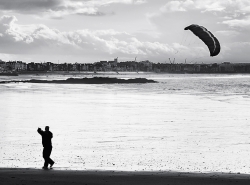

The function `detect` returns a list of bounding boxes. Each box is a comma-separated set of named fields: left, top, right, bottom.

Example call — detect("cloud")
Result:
left=160, top=0, right=194, bottom=12
left=0, top=0, right=146, bottom=18
left=189, top=0, right=250, bottom=13
left=0, top=0, right=62, bottom=12
left=216, top=30, right=240, bottom=36
left=0, top=15, right=33, bottom=43
left=0, top=15, right=174, bottom=59
left=157, top=0, right=250, bottom=14
left=196, top=1, right=226, bottom=12
left=149, top=1, right=250, bottom=40
left=157, top=0, right=225, bottom=13
left=222, top=41, right=250, bottom=62
left=222, top=16, right=250, bottom=28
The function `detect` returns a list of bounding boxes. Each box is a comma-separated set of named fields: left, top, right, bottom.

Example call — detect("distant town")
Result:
left=1, top=58, right=250, bottom=74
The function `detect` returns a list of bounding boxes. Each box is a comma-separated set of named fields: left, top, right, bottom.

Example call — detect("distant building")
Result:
left=106, top=57, right=118, bottom=65
left=5, top=61, right=27, bottom=71
left=140, top=60, right=152, bottom=71
left=233, top=63, right=250, bottom=73
left=219, top=62, right=234, bottom=72
left=72, top=63, right=80, bottom=71
left=0, top=60, right=6, bottom=71
left=27, top=62, right=35, bottom=71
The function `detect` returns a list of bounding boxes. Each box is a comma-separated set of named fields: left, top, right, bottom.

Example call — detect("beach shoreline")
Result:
left=1, top=168, right=250, bottom=185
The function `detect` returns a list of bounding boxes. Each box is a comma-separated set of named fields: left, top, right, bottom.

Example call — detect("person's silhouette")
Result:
left=37, top=126, right=55, bottom=169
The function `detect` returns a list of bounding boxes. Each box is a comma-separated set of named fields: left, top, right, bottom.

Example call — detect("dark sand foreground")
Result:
left=1, top=168, right=250, bottom=185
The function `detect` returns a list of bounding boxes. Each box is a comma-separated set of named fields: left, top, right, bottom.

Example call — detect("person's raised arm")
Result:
left=37, top=127, right=43, bottom=135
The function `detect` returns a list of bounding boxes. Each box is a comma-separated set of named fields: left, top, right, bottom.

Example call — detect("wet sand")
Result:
left=1, top=168, right=250, bottom=185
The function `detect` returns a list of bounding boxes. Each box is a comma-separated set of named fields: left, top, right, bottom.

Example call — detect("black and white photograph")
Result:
left=1, top=0, right=250, bottom=184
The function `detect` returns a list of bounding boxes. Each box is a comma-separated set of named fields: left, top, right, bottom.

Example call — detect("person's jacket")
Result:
left=37, top=128, right=53, bottom=147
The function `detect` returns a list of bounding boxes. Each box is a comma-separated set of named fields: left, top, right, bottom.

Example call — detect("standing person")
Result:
left=37, top=126, right=55, bottom=169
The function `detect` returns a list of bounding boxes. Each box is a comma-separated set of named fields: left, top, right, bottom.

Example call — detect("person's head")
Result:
left=45, top=126, right=49, bottom=131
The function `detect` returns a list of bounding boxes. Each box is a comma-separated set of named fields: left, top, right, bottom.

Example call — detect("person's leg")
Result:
left=43, top=147, right=49, bottom=168
left=47, top=147, right=55, bottom=167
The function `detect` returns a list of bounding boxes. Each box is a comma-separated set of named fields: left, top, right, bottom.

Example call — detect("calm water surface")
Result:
left=1, top=73, right=250, bottom=173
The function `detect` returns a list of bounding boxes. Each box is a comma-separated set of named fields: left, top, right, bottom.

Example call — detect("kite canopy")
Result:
left=184, top=24, right=220, bottom=57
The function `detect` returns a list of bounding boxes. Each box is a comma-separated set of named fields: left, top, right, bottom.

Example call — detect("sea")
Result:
left=1, top=72, right=250, bottom=173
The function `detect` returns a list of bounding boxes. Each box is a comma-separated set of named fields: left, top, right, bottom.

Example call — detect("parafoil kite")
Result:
left=184, top=24, right=220, bottom=57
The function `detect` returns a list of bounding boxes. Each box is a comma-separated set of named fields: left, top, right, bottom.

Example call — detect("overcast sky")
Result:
left=0, top=0, right=249, bottom=63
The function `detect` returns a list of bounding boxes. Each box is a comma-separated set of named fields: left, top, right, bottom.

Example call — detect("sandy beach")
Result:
left=2, top=74, right=250, bottom=177
left=1, top=168, right=250, bottom=185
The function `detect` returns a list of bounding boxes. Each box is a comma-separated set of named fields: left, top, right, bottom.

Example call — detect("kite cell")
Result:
left=184, top=24, right=220, bottom=57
